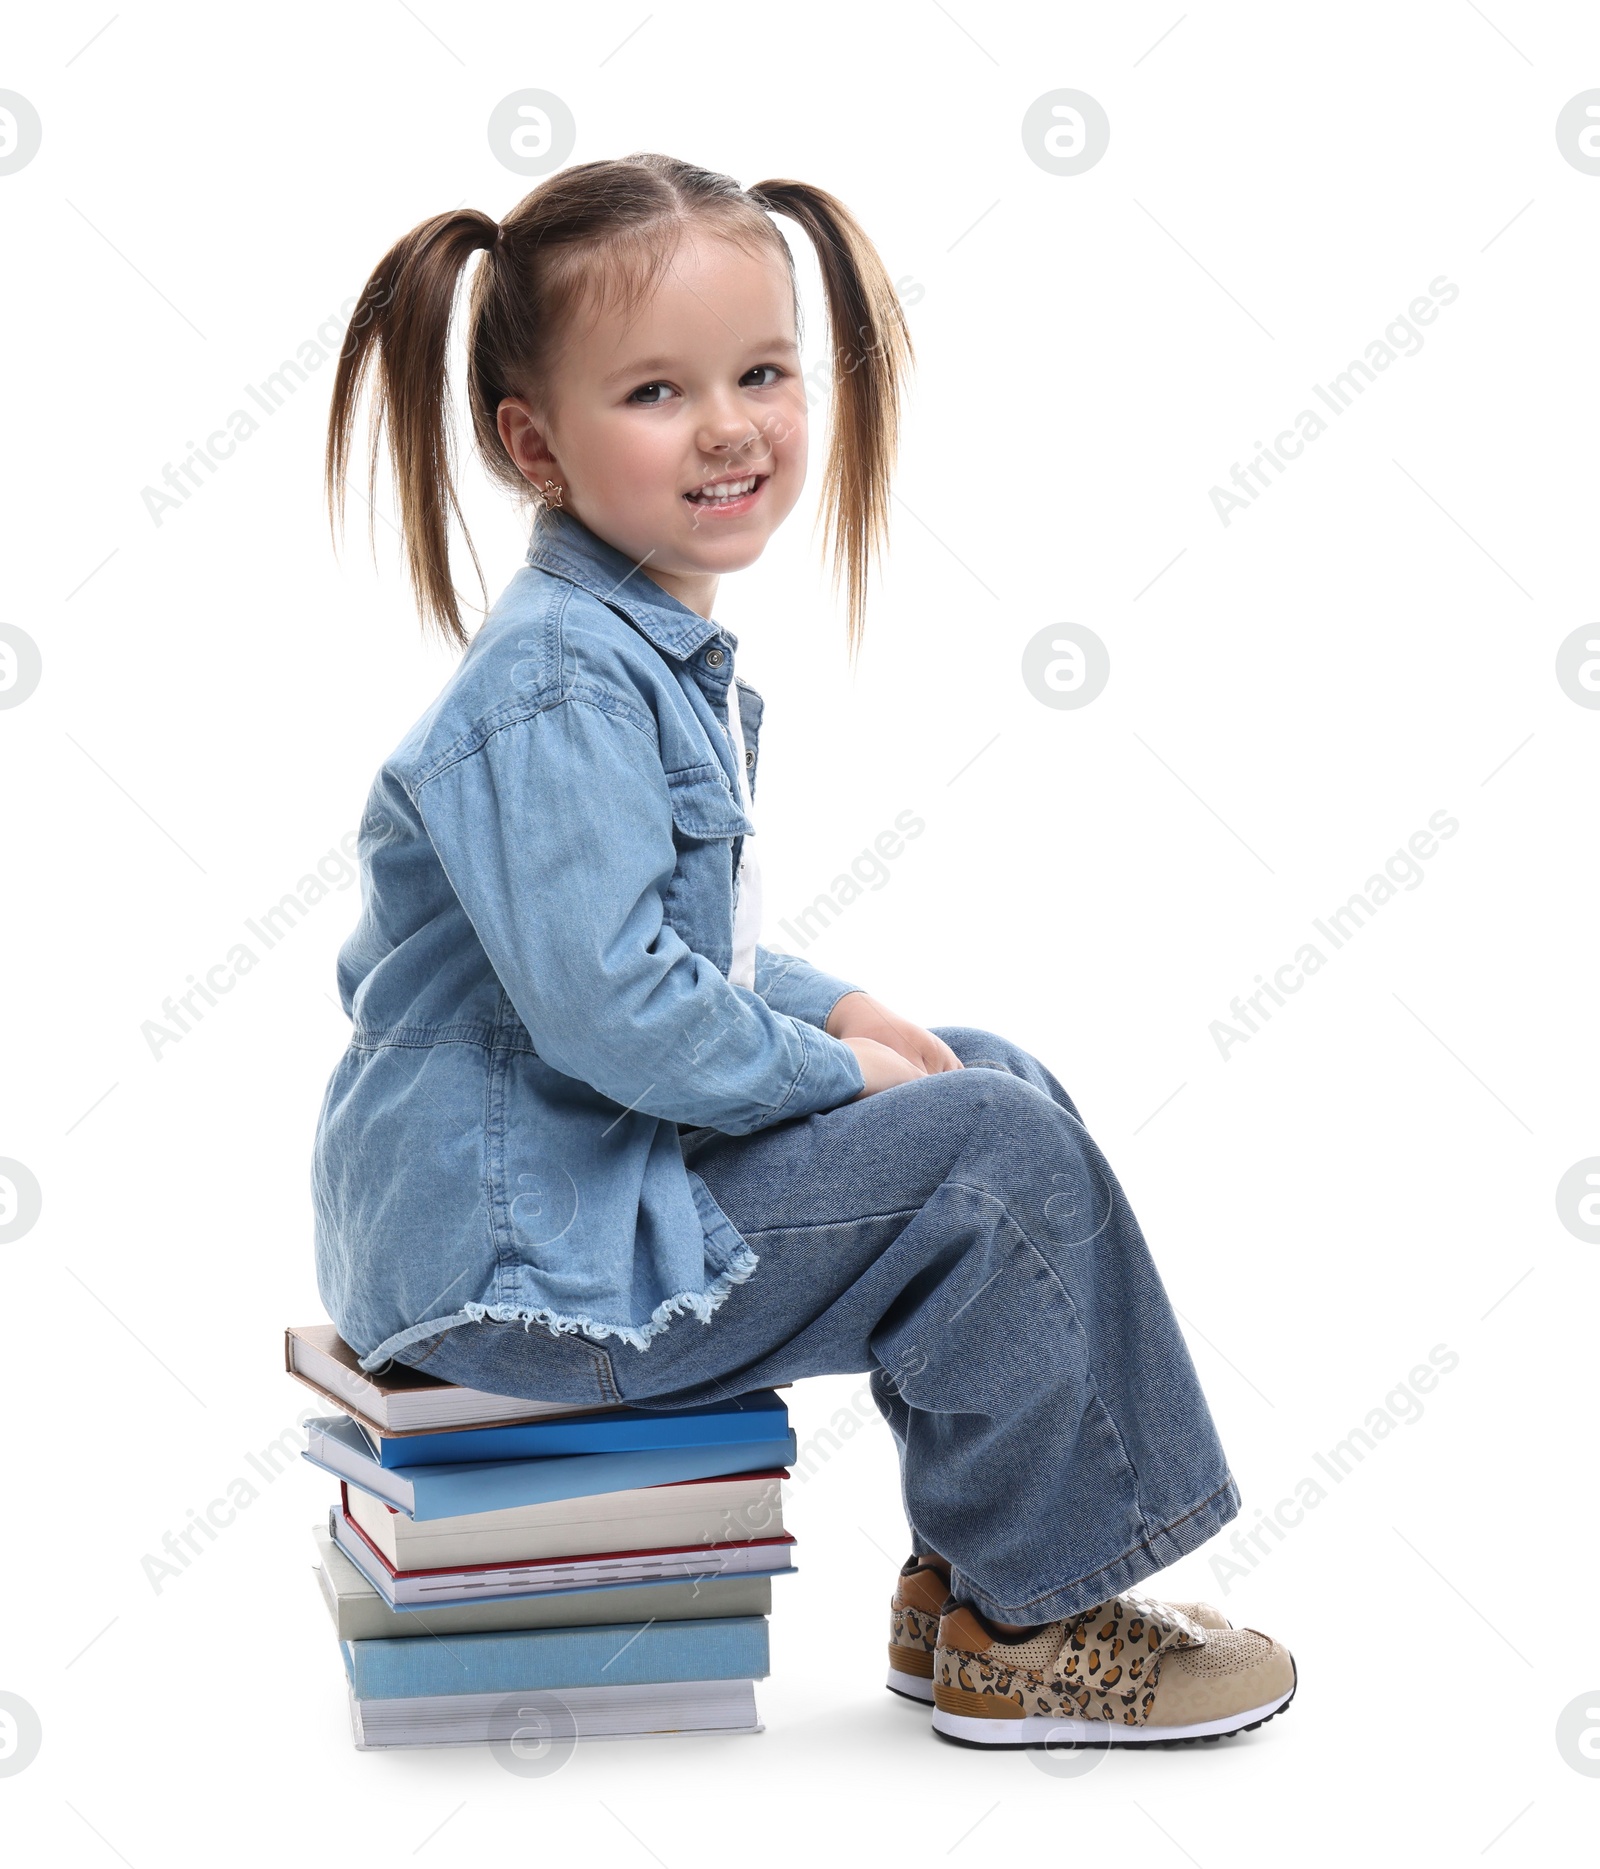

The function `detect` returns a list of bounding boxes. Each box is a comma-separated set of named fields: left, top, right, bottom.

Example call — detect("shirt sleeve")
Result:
left=413, top=697, right=866, bottom=1133
left=754, top=946, right=863, bottom=1031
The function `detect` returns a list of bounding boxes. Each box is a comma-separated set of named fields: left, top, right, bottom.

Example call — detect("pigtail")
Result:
left=325, top=209, right=501, bottom=651
left=748, top=179, right=914, bottom=659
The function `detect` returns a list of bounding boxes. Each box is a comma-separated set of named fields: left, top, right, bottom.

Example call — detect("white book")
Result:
left=331, top=1503, right=795, bottom=1608
left=346, top=1467, right=788, bottom=1572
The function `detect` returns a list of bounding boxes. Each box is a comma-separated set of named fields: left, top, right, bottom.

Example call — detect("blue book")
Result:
left=303, top=1414, right=797, bottom=1520
left=339, top=1613, right=770, bottom=1702
left=356, top=1389, right=788, bottom=1468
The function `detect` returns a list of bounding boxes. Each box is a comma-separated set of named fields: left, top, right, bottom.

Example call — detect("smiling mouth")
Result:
left=684, top=473, right=767, bottom=507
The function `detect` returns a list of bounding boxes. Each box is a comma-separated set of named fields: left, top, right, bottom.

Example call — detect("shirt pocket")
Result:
left=664, top=762, right=754, bottom=840
left=662, top=763, right=752, bottom=964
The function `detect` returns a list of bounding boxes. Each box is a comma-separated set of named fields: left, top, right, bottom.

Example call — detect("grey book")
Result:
left=349, top=1677, right=761, bottom=1749
left=311, top=1524, right=774, bottom=1644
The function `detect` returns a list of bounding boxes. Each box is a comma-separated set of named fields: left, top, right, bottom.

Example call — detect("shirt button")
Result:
left=744, top=747, right=755, bottom=768
left=704, top=646, right=726, bottom=668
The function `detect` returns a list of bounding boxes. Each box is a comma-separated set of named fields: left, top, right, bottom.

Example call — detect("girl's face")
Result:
left=498, top=230, right=808, bottom=618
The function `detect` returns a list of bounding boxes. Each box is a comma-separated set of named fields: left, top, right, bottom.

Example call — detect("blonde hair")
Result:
left=324, top=152, right=913, bottom=657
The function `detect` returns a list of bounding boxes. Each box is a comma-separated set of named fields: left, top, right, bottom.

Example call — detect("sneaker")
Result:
left=930, top=1590, right=1295, bottom=1746
left=887, top=1555, right=1233, bottom=1706
left=887, top=1557, right=955, bottom=1701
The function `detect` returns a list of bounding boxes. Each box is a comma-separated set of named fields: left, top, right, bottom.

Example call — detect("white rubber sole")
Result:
left=931, top=1682, right=1295, bottom=1748
left=886, top=1667, right=935, bottom=1703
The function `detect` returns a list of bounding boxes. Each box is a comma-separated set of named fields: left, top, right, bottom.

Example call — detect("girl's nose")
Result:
left=695, top=395, right=759, bottom=456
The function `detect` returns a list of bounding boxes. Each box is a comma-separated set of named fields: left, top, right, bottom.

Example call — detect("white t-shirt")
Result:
left=722, top=665, right=763, bottom=990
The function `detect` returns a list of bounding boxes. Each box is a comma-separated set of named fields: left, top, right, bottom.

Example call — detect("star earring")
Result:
left=533, top=479, right=565, bottom=512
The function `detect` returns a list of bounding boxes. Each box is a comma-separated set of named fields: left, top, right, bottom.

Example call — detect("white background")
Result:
left=3, top=2, right=1596, bottom=1860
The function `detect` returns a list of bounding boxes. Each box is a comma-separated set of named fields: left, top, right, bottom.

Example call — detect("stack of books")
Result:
left=285, top=1324, right=798, bottom=1749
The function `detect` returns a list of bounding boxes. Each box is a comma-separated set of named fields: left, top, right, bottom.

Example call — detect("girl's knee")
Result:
left=928, top=1068, right=1111, bottom=1249
left=934, top=1026, right=1080, bottom=1125
left=939, top=1057, right=1062, bottom=1135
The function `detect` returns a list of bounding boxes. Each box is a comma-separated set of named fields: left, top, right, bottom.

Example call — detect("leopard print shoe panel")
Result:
left=934, top=1591, right=1209, bottom=1727
left=889, top=1556, right=953, bottom=1695
left=890, top=1601, right=941, bottom=1665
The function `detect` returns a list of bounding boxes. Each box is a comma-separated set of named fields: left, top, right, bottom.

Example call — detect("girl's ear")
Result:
left=497, top=397, right=560, bottom=487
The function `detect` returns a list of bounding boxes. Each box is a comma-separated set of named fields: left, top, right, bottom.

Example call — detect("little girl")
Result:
left=314, top=152, right=1295, bottom=1749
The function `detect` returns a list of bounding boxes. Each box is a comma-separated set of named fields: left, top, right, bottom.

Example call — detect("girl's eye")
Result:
left=627, top=366, right=785, bottom=404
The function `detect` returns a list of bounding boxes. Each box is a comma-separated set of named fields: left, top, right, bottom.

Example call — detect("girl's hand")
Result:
left=840, top=1036, right=928, bottom=1099
left=827, top=992, right=964, bottom=1076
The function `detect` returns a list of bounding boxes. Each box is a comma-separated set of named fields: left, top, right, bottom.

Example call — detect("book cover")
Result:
left=313, top=1523, right=777, bottom=1642
left=354, top=1388, right=788, bottom=1469
left=304, top=1415, right=798, bottom=1520
left=331, top=1496, right=796, bottom=1607
left=286, top=1324, right=790, bottom=1437
left=341, top=1613, right=771, bottom=1702
left=342, top=1469, right=789, bottom=1572
left=285, top=1324, right=601, bottom=1433
left=349, top=1678, right=761, bottom=1748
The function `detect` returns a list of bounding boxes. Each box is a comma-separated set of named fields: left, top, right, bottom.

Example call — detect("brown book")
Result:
left=284, top=1323, right=623, bottom=1437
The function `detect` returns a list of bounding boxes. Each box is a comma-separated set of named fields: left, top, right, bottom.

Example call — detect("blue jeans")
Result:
left=392, top=1027, right=1240, bottom=1624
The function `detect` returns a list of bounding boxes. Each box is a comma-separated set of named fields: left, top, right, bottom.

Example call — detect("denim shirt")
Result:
left=311, top=507, right=867, bottom=1369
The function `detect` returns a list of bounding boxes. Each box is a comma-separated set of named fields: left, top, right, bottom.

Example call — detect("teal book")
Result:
left=339, top=1613, right=770, bottom=1702
left=303, top=1413, right=797, bottom=1519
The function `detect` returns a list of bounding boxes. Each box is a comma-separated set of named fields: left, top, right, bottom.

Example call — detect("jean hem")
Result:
left=947, top=1471, right=1243, bottom=1624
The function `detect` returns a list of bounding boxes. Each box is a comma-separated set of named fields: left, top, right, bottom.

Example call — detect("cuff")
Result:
left=756, top=946, right=865, bottom=1031
left=767, top=1017, right=866, bottom=1125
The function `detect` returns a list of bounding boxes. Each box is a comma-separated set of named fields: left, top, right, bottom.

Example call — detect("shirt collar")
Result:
left=525, top=507, right=734, bottom=663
